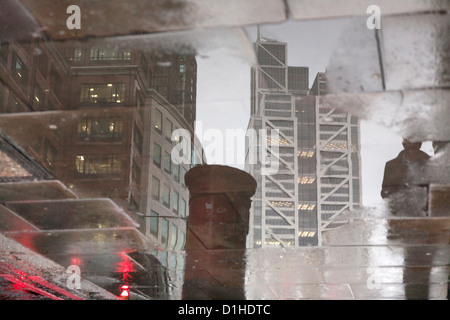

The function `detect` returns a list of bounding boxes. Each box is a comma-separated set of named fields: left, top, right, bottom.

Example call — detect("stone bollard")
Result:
left=182, top=165, right=257, bottom=300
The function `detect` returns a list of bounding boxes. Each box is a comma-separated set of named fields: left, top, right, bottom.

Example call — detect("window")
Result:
left=67, top=48, right=82, bottom=62
left=74, top=48, right=82, bottom=61
left=80, top=83, right=125, bottom=104
left=172, top=191, right=179, bottom=214
left=90, top=47, right=131, bottom=61
left=181, top=166, right=187, bottom=187
left=172, top=127, right=180, bottom=144
left=176, top=232, right=186, bottom=250
left=44, top=139, right=56, bottom=168
left=77, top=118, right=123, bottom=139
left=164, top=151, right=171, bottom=173
left=153, top=143, right=162, bottom=167
left=12, top=54, right=28, bottom=85
left=169, top=224, right=178, bottom=250
left=161, top=218, right=169, bottom=246
left=154, top=109, right=162, bottom=133
left=149, top=210, right=159, bottom=237
left=162, top=184, right=170, bottom=208
left=173, top=163, right=180, bottom=182
left=151, top=176, right=160, bottom=201
left=75, top=155, right=121, bottom=176
left=180, top=198, right=187, bottom=218
left=165, top=118, right=173, bottom=141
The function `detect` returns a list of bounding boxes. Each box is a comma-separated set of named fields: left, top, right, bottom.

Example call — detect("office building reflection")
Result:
left=0, top=30, right=205, bottom=298
left=246, top=36, right=362, bottom=248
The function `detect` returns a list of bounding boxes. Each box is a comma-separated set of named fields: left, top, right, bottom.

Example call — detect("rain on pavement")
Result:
left=0, top=0, right=449, bottom=300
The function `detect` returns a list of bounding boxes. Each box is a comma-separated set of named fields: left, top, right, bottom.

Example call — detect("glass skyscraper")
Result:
left=246, top=36, right=361, bottom=248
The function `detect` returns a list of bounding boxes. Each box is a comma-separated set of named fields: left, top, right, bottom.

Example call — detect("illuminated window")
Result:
left=154, top=109, right=162, bottom=133
left=80, top=83, right=125, bottom=103
left=298, top=203, right=316, bottom=211
left=165, top=118, right=173, bottom=141
left=90, top=47, right=131, bottom=61
left=75, top=155, right=121, bottom=176
left=298, top=176, right=316, bottom=184
left=78, top=118, right=123, bottom=139
left=74, top=48, right=82, bottom=61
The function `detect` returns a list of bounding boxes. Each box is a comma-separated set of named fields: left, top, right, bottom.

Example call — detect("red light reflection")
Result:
left=116, top=253, right=135, bottom=300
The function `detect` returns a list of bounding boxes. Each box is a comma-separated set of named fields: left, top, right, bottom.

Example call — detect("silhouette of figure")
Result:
left=381, top=140, right=431, bottom=216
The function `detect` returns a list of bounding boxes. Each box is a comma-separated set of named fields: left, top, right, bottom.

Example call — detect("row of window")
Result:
left=153, top=108, right=180, bottom=144
left=71, top=48, right=132, bottom=62
left=152, top=142, right=187, bottom=183
left=149, top=211, right=185, bottom=250
left=0, top=84, right=32, bottom=113
left=150, top=105, right=190, bottom=250
left=74, top=152, right=188, bottom=180
left=77, top=118, right=123, bottom=140
left=151, top=176, right=187, bottom=218
left=80, top=83, right=125, bottom=104
left=75, top=154, right=121, bottom=176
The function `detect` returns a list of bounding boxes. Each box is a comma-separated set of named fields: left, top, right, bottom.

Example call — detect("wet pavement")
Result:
left=0, top=232, right=117, bottom=300
left=0, top=180, right=171, bottom=300
left=0, top=0, right=449, bottom=300
left=0, top=177, right=448, bottom=300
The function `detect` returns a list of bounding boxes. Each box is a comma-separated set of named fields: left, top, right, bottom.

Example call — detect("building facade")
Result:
left=246, top=37, right=361, bottom=248
left=0, top=33, right=205, bottom=290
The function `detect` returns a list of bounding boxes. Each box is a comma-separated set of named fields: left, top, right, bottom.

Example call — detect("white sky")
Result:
left=196, top=20, right=434, bottom=208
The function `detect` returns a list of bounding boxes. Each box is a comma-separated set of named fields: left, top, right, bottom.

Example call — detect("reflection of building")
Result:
left=0, top=33, right=204, bottom=298
left=311, top=73, right=362, bottom=241
left=246, top=37, right=361, bottom=248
